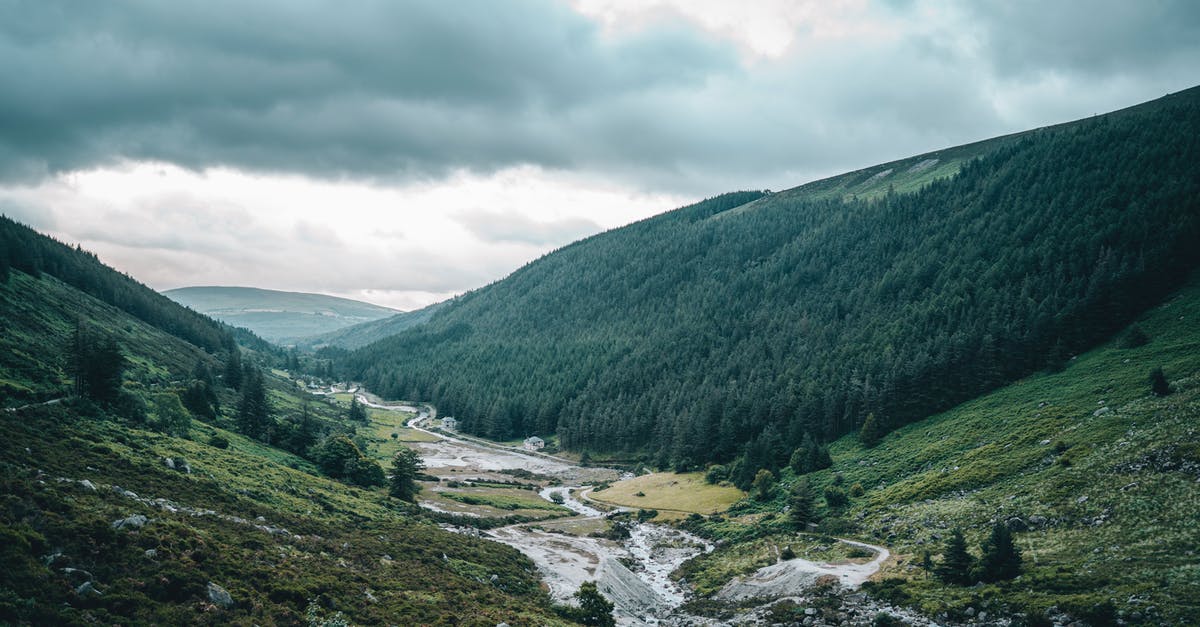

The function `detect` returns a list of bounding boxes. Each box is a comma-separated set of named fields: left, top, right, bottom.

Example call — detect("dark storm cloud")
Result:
left=1, top=0, right=1198, bottom=193
left=0, top=0, right=735, bottom=185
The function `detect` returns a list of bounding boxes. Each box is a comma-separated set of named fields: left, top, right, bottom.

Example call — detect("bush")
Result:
left=824, top=486, right=849, bottom=508
left=208, top=434, right=230, bottom=449
left=780, top=546, right=796, bottom=560
left=849, top=482, right=865, bottom=497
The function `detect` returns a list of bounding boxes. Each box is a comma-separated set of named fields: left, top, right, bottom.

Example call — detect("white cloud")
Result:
left=1, top=161, right=686, bottom=309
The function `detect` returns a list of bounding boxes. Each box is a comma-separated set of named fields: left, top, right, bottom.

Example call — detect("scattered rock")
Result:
left=144, top=549, right=157, bottom=559
left=1006, top=517, right=1028, bottom=531
left=111, top=514, right=148, bottom=530
left=79, top=479, right=97, bottom=491
left=965, top=606, right=976, bottom=617
left=75, top=581, right=101, bottom=597
left=1093, top=407, right=1111, bottom=417
left=1076, top=496, right=1088, bottom=504
left=207, top=582, right=234, bottom=609
left=1029, top=515, right=1048, bottom=526
left=162, top=457, right=175, bottom=471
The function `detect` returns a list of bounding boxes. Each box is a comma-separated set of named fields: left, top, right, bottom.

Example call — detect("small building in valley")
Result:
left=441, top=416, right=457, bottom=431
left=523, top=436, right=545, bottom=451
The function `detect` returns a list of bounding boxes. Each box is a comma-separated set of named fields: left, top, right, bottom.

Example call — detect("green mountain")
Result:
left=679, top=270, right=1200, bottom=624
left=163, top=286, right=398, bottom=345
left=344, top=87, right=1200, bottom=487
left=0, top=219, right=569, bottom=625
left=297, top=301, right=445, bottom=351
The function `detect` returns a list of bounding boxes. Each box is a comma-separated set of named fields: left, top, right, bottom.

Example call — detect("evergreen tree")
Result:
left=859, top=412, right=882, bottom=448
left=70, top=324, right=126, bottom=406
left=1150, top=367, right=1171, bottom=396
left=389, top=447, right=425, bottom=502
left=976, top=523, right=1022, bottom=582
left=788, top=478, right=817, bottom=529
left=824, top=485, right=849, bottom=509
left=348, top=396, right=369, bottom=423
left=935, top=528, right=975, bottom=585
left=224, top=350, right=243, bottom=390
left=236, top=367, right=272, bottom=441
left=572, top=581, right=615, bottom=627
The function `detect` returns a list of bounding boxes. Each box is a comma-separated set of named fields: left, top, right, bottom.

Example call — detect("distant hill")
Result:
left=164, top=286, right=398, bottom=345
left=296, top=301, right=445, bottom=350
left=344, top=86, right=1200, bottom=485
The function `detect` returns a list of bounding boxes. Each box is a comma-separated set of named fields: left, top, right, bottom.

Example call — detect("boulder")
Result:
left=111, top=514, right=149, bottom=530
left=75, top=581, right=101, bottom=597
left=1006, top=516, right=1029, bottom=531
left=207, top=582, right=234, bottom=609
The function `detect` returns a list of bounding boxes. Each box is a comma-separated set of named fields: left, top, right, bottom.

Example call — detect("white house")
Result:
left=523, top=436, right=545, bottom=451
left=441, top=416, right=457, bottom=431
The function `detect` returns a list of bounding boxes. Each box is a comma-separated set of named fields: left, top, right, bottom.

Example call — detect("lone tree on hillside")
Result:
left=348, top=396, right=369, bottom=423
left=1150, top=367, right=1171, bottom=397
left=572, top=581, right=615, bottom=627
left=859, top=412, right=882, bottom=448
left=389, top=447, right=425, bottom=502
left=236, top=367, right=273, bottom=442
left=751, top=469, right=776, bottom=501
left=935, top=528, right=975, bottom=585
left=788, top=478, right=817, bottom=529
left=976, top=523, right=1022, bottom=582
left=70, top=323, right=126, bottom=406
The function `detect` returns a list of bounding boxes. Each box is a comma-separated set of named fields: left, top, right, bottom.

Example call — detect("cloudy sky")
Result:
left=2, top=1, right=1198, bottom=310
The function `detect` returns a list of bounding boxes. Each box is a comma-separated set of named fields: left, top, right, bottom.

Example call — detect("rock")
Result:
left=79, top=479, right=97, bottom=491
left=1076, top=496, right=1088, bottom=504
left=497, top=623, right=510, bottom=627
left=1006, top=516, right=1028, bottom=531
left=75, top=581, right=101, bottom=597
left=177, top=459, right=192, bottom=474
left=207, top=582, right=234, bottom=608
left=805, top=607, right=817, bottom=616
left=144, top=549, right=157, bottom=559
left=1029, top=515, right=1048, bottom=526
left=1093, top=407, right=1111, bottom=417
left=111, top=514, right=149, bottom=530
left=965, top=606, right=976, bottom=617
left=163, top=457, right=175, bottom=470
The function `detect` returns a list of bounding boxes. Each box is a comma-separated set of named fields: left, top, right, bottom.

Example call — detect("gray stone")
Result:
left=75, top=581, right=101, bottom=597
left=79, top=479, right=97, bottom=491
left=1076, top=496, right=1088, bottom=504
left=965, top=606, right=976, bottom=617
left=144, top=549, right=157, bottom=559
left=1093, top=407, right=1111, bottom=417
left=163, top=457, right=176, bottom=470
left=111, top=514, right=149, bottom=530
left=1029, top=514, right=1048, bottom=526
left=1006, top=516, right=1028, bottom=531
left=805, top=607, right=817, bottom=616
left=207, top=582, right=234, bottom=608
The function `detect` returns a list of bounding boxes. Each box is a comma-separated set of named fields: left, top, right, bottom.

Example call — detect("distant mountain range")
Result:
left=296, top=301, right=446, bottom=351
left=163, top=286, right=398, bottom=345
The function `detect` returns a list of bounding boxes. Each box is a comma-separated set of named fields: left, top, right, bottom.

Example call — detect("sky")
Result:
left=2, top=1, right=1198, bottom=310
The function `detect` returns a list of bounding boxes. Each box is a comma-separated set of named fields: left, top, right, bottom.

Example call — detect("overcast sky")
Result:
left=2, top=1, right=1198, bottom=310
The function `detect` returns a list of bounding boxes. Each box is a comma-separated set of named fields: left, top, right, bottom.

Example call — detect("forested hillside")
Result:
left=297, top=301, right=445, bottom=350
left=344, top=87, right=1200, bottom=486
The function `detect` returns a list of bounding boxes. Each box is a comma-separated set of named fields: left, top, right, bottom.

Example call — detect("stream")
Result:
left=357, top=393, right=905, bottom=625
left=357, top=394, right=712, bottom=625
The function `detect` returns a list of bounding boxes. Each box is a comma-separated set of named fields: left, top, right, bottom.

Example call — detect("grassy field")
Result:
left=677, top=533, right=876, bottom=597
left=589, top=472, right=744, bottom=515
left=678, top=272, right=1200, bottom=624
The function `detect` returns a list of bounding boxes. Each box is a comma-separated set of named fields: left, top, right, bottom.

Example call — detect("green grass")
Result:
left=679, top=272, right=1200, bottom=623
left=677, top=533, right=874, bottom=597
left=589, top=472, right=744, bottom=515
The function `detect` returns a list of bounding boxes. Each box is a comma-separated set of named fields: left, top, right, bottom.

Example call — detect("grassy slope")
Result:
left=1, top=272, right=220, bottom=405
left=590, top=472, right=744, bottom=516
left=682, top=272, right=1200, bottom=623
left=0, top=270, right=571, bottom=625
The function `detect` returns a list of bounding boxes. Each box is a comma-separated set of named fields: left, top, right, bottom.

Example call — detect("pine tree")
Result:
left=389, top=448, right=425, bottom=502
left=788, top=478, right=817, bottom=529
left=236, top=367, right=272, bottom=441
left=224, top=350, right=243, bottom=390
left=935, top=528, right=975, bottom=585
left=1150, top=367, right=1171, bottom=396
left=348, top=396, right=369, bottom=423
left=859, top=412, right=882, bottom=448
left=976, top=523, right=1022, bottom=582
